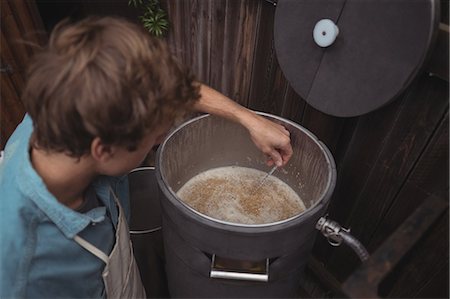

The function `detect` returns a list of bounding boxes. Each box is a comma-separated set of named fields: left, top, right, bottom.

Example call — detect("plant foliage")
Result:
left=128, top=0, right=169, bottom=37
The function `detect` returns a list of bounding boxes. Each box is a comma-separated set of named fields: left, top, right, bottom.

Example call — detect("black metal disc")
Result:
left=274, top=0, right=438, bottom=117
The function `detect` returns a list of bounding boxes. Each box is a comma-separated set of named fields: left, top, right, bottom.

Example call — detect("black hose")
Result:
left=339, top=231, right=370, bottom=262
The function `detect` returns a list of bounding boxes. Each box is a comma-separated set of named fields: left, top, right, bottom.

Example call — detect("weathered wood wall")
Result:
left=3, top=0, right=448, bottom=297
left=163, top=0, right=449, bottom=297
left=0, top=0, right=46, bottom=148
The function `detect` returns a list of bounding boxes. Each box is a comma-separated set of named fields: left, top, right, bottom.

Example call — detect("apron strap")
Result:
left=73, top=187, right=121, bottom=264
left=73, top=235, right=109, bottom=264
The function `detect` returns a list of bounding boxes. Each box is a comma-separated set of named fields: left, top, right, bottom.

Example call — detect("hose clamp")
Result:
left=316, top=216, right=350, bottom=246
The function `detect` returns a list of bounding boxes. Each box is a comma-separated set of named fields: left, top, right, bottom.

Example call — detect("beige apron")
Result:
left=74, top=188, right=146, bottom=298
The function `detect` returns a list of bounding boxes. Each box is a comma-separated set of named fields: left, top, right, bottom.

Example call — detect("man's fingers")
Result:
left=281, top=144, right=293, bottom=163
left=268, top=150, right=283, bottom=167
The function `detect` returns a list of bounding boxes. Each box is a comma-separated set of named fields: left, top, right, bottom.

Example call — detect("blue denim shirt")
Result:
left=0, top=115, right=130, bottom=298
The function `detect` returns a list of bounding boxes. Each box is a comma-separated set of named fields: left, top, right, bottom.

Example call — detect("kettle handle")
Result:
left=209, top=254, right=269, bottom=282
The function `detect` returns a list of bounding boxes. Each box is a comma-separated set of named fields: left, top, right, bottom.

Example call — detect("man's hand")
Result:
left=244, top=113, right=293, bottom=167
left=194, top=84, right=293, bottom=167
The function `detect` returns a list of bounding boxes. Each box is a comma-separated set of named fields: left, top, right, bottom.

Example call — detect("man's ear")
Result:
left=91, top=137, right=115, bottom=162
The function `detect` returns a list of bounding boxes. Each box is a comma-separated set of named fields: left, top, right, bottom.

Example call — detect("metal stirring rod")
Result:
left=251, top=166, right=278, bottom=195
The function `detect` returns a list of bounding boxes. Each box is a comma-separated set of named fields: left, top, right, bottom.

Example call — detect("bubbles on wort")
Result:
left=177, top=166, right=306, bottom=224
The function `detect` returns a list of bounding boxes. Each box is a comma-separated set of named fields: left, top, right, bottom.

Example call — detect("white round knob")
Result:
left=313, top=19, right=339, bottom=48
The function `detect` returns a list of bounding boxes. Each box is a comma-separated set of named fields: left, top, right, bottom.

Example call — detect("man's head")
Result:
left=23, top=16, right=199, bottom=164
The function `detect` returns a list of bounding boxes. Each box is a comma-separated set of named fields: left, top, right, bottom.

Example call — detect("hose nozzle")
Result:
left=316, top=216, right=370, bottom=262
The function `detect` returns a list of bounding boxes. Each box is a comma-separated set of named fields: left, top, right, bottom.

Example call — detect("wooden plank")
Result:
left=188, top=0, right=211, bottom=83
left=385, top=211, right=449, bottom=298
left=300, top=105, right=347, bottom=156
left=229, top=0, right=259, bottom=106
left=209, top=0, right=227, bottom=93
left=415, top=260, right=449, bottom=298
left=331, top=117, right=359, bottom=169
left=164, top=0, right=180, bottom=56
left=1, top=74, right=26, bottom=149
left=179, top=0, right=192, bottom=69
left=165, top=0, right=211, bottom=83
left=202, top=0, right=260, bottom=105
left=219, top=0, right=237, bottom=98
left=8, top=0, right=46, bottom=50
left=1, top=29, right=25, bottom=92
left=80, top=0, right=137, bottom=20
left=0, top=0, right=45, bottom=149
left=440, top=0, right=449, bottom=25
left=0, top=1, right=9, bottom=25
left=246, top=2, right=296, bottom=115
left=165, top=0, right=189, bottom=66
left=325, top=73, right=449, bottom=280
left=24, top=0, right=47, bottom=42
left=33, top=0, right=85, bottom=32
left=1, top=1, right=31, bottom=78
left=264, top=62, right=289, bottom=115
left=343, top=196, right=447, bottom=298
left=303, top=257, right=346, bottom=298
left=280, top=84, right=306, bottom=124
left=247, top=0, right=277, bottom=112
left=368, top=111, right=449, bottom=251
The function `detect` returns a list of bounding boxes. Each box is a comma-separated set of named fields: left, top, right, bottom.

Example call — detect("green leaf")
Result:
left=128, top=0, right=143, bottom=8
left=134, top=0, right=169, bottom=37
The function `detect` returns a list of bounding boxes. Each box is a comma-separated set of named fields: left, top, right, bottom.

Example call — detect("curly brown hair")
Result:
left=22, top=16, right=200, bottom=157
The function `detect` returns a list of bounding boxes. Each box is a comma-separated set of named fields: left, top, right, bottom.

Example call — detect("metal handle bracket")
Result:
left=210, top=254, right=269, bottom=282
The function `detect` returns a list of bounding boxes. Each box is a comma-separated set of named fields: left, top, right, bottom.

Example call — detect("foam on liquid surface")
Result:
left=176, top=166, right=306, bottom=224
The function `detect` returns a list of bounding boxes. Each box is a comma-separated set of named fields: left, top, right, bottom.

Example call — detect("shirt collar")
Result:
left=17, top=126, right=107, bottom=239
left=20, top=164, right=107, bottom=238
